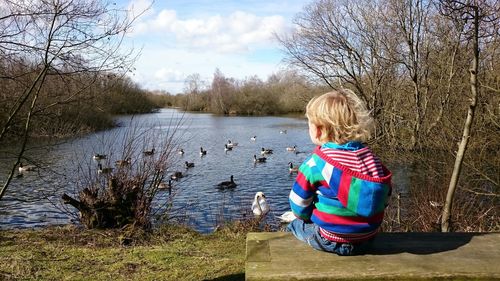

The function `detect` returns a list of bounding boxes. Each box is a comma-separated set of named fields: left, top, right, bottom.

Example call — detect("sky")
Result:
left=120, top=0, right=306, bottom=94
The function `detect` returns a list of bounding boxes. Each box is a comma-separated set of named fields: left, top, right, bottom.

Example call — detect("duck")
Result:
left=288, top=162, right=299, bottom=174
left=250, top=136, right=257, bottom=141
left=280, top=130, right=287, bottom=134
left=217, top=175, right=237, bottom=189
left=200, top=147, right=207, bottom=156
left=286, top=145, right=297, bottom=152
left=92, top=154, right=107, bottom=161
left=158, top=180, right=173, bottom=194
left=115, top=157, right=131, bottom=167
left=276, top=211, right=295, bottom=222
left=178, top=149, right=185, bottom=155
left=170, top=171, right=183, bottom=181
left=226, top=140, right=238, bottom=147
left=185, top=161, right=195, bottom=168
left=252, top=192, right=270, bottom=216
left=144, top=148, right=155, bottom=156
left=253, top=154, right=267, bottom=163
left=18, top=162, right=36, bottom=173
left=260, top=147, right=273, bottom=155
left=97, top=163, right=113, bottom=175
left=224, top=144, right=232, bottom=152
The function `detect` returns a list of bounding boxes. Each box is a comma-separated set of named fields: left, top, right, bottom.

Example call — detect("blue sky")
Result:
left=120, top=0, right=305, bottom=93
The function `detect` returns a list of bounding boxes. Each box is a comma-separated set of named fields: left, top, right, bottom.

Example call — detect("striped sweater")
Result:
left=289, top=142, right=392, bottom=243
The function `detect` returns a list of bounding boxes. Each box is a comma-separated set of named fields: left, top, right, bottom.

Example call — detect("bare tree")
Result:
left=0, top=0, right=144, bottom=200
left=277, top=0, right=419, bottom=141
left=439, top=0, right=499, bottom=232
left=383, top=0, right=434, bottom=149
left=210, top=68, right=234, bottom=115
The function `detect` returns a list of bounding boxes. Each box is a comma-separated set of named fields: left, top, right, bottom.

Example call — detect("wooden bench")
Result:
left=246, top=232, right=500, bottom=280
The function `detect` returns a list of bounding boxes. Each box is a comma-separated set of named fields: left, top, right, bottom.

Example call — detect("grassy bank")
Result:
left=0, top=224, right=247, bottom=281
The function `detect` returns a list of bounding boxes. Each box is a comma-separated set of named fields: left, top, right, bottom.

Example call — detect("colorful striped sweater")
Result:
left=289, top=142, right=392, bottom=243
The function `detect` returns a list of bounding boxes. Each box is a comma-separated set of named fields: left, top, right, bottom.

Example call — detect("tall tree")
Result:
left=439, top=0, right=499, bottom=232
left=385, top=0, right=433, bottom=149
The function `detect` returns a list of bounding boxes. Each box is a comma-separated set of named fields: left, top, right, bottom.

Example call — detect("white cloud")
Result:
left=131, top=9, right=286, bottom=53
left=123, top=0, right=300, bottom=92
left=154, top=68, right=185, bottom=82
left=129, top=46, right=285, bottom=93
left=152, top=9, right=177, bottom=29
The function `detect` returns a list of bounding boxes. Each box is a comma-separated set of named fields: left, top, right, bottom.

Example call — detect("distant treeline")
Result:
left=152, top=69, right=326, bottom=116
left=0, top=62, right=160, bottom=142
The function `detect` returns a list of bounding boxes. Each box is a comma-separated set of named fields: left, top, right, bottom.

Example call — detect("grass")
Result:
left=0, top=223, right=251, bottom=281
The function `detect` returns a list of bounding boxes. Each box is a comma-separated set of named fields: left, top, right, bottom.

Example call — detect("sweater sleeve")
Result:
left=289, top=156, right=319, bottom=221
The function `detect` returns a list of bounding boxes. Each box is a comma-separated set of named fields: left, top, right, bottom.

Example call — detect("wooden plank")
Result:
left=245, top=232, right=500, bottom=281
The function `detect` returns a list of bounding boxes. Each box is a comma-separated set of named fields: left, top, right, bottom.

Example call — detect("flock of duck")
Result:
left=173, top=134, right=300, bottom=220
left=17, top=131, right=300, bottom=221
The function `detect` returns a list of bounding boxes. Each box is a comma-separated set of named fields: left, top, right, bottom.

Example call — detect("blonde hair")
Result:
left=305, top=89, right=373, bottom=144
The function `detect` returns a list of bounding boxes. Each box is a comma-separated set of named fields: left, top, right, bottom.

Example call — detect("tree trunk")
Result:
left=62, top=178, right=142, bottom=229
left=441, top=4, right=479, bottom=232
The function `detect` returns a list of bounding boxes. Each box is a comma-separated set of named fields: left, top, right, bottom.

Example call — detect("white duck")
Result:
left=277, top=211, right=295, bottom=223
left=252, top=192, right=270, bottom=216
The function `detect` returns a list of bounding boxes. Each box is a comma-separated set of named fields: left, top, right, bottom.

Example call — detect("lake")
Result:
left=0, top=108, right=313, bottom=232
left=0, top=108, right=409, bottom=233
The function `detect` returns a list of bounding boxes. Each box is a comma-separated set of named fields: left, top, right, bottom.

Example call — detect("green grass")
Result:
left=0, top=224, right=248, bottom=281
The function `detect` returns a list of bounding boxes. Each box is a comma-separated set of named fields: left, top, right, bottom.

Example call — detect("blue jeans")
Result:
left=287, top=219, right=371, bottom=256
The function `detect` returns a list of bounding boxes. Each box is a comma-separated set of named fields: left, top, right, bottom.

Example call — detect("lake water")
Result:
left=0, top=109, right=315, bottom=232
left=0, top=108, right=409, bottom=233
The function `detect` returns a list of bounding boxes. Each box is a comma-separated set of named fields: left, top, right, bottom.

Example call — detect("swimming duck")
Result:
left=170, top=171, right=183, bottom=181
left=252, top=192, right=270, bottom=216
left=158, top=180, right=171, bottom=189
left=224, top=144, right=232, bottom=152
left=286, top=145, right=297, bottom=152
left=288, top=162, right=299, bottom=174
left=115, top=157, right=131, bottom=167
left=250, top=136, right=257, bottom=141
left=226, top=140, right=238, bottom=147
left=260, top=147, right=273, bottom=155
left=200, top=147, right=207, bottom=156
left=93, top=154, right=107, bottom=161
left=185, top=161, right=195, bottom=168
left=178, top=149, right=185, bottom=155
left=144, top=148, right=155, bottom=156
left=253, top=154, right=267, bottom=163
left=158, top=180, right=173, bottom=194
left=217, top=175, right=237, bottom=189
left=97, top=163, right=113, bottom=175
left=280, top=130, right=287, bottom=134
left=18, top=162, right=36, bottom=173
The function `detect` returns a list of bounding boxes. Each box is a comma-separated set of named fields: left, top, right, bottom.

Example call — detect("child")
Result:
left=288, top=89, right=392, bottom=256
